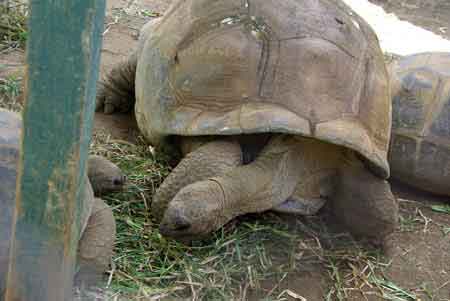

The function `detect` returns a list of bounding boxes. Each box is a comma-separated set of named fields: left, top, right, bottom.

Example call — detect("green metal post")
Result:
left=5, top=1, right=106, bottom=300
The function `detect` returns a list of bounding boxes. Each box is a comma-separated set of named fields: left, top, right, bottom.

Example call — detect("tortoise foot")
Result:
left=332, top=165, right=399, bottom=246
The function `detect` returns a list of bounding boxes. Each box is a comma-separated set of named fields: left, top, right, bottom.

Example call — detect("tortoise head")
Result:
left=159, top=180, right=228, bottom=242
left=88, top=155, right=126, bottom=196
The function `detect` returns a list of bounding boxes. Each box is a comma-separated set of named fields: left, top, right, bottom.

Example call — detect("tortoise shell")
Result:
left=389, top=52, right=450, bottom=196
left=0, top=109, right=21, bottom=295
left=135, top=0, right=391, bottom=178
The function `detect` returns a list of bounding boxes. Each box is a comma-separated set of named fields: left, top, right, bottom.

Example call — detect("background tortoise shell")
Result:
left=0, top=109, right=21, bottom=294
left=389, top=52, right=450, bottom=196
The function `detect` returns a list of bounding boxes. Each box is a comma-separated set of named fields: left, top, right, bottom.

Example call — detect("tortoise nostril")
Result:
left=173, top=215, right=191, bottom=231
left=113, top=178, right=124, bottom=186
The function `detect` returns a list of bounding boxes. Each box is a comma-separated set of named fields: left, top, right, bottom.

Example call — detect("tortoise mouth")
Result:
left=112, top=175, right=126, bottom=189
left=160, top=224, right=189, bottom=237
left=159, top=222, right=204, bottom=244
left=159, top=214, right=193, bottom=238
left=159, top=212, right=216, bottom=243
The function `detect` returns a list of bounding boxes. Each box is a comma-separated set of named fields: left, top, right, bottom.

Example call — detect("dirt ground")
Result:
left=1, top=0, right=449, bottom=300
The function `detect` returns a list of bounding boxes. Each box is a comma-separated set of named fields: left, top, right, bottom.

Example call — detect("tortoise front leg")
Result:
left=151, top=138, right=242, bottom=222
left=159, top=135, right=304, bottom=241
left=96, top=52, right=137, bottom=114
left=331, top=154, right=399, bottom=245
left=95, top=19, right=160, bottom=114
left=75, top=198, right=116, bottom=287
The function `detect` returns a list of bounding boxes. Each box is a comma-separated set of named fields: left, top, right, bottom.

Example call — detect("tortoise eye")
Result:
left=335, top=17, right=345, bottom=25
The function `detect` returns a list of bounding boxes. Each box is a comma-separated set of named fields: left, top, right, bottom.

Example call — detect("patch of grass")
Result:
left=323, top=247, right=389, bottom=300
left=397, top=203, right=434, bottom=233
left=0, top=0, right=28, bottom=50
left=89, top=132, right=422, bottom=300
left=370, top=277, right=418, bottom=301
left=431, top=204, right=450, bottom=214
left=398, top=214, right=423, bottom=232
left=140, top=9, right=162, bottom=18
left=0, top=75, right=22, bottom=111
left=90, top=132, right=305, bottom=300
left=322, top=246, right=426, bottom=301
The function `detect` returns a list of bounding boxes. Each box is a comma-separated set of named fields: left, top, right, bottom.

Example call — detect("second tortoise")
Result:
left=388, top=52, right=450, bottom=197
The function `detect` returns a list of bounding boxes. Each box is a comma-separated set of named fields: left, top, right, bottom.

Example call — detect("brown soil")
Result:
left=1, top=0, right=449, bottom=300
left=245, top=183, right=450, bottom=300
left=384, top=182, right=450, bottom=300
left=0, top=50, right=24, bottom=79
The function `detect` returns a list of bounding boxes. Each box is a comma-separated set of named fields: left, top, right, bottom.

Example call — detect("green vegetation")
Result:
left=90, top=132, right=420, bottom=300
left=0, top=0, right=28, bottom=50
left=431, top=204, right=450, bottom=214
left=0, top=75, right=22, bottom=111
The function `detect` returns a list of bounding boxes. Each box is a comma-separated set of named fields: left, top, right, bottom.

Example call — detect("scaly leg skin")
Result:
left=273, top=138, right=342, bottom=215
left=159, top=135, right=305, bottom=241
left=75, top=198, right=116, bottom=288
left=332, top=152, right=399, bottom=246
left=96, top=52, right=137, bottom=114
left=151, top=138, right=242, bottom=222
left=95, top=18, right=160, bottom=115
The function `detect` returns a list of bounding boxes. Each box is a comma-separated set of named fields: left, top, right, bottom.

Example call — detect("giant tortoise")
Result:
left=0, top=109, right=124, bottom=293
left=96, top=0, right=398, bottom=244
left=388, top=52, right=450, bottom=196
